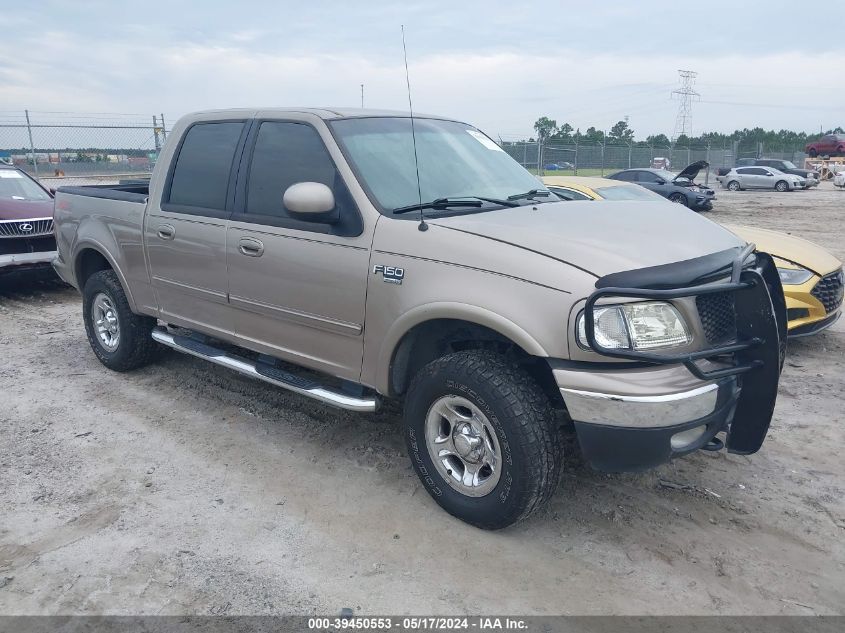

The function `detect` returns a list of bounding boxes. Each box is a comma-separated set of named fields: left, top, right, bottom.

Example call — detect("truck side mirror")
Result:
left=283, top=182, right=337, bottom=223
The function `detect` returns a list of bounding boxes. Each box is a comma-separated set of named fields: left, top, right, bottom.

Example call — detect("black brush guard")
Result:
left=583, top=244, right=787, bottom=455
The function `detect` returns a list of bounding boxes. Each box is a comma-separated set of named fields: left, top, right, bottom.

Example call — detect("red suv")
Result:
left=805, top=133, right=845, bottom=158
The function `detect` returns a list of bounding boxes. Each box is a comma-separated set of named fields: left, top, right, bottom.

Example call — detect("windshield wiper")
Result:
left=507, top=189, right=552, bottom=201
left=393, top=196, right=517, bottom=215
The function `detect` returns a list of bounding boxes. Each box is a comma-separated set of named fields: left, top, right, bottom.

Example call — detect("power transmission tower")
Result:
left=671, top=69, right=699, bottom=142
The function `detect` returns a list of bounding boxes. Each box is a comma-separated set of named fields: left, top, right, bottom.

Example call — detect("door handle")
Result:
left=238, top=237, right=264, bottom=257
left=157, top=224, right=175, bottom=240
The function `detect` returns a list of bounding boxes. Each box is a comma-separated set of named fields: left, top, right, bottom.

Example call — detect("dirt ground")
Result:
left=1, top=183, right=843, bottom=616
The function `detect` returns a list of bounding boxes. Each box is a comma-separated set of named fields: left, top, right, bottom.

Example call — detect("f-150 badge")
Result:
left=372, top=264, right=404, bottom=285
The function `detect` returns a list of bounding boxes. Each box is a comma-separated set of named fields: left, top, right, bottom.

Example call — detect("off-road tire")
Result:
left=727, top=180, right=741, bottom=191
left=403, top=350, right=563, bottom=530
left=775, top=180, right=789, bottom=192
left=82, top=270, right=161, bottom=371
left=808, top=148, right=818, bottom=158
left=668, top=192, right=687, bottom=206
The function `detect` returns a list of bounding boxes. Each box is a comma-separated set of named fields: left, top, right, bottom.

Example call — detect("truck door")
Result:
left=225, top=118, right=371, bottom=382
left=144, top=120, right=247, bottom=334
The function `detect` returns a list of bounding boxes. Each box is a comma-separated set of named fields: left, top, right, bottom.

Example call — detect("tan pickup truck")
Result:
left=53, top=108, right=787, bottom=529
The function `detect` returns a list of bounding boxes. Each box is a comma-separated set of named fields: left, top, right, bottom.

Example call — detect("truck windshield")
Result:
left=0, top=170, right=51, bottom=201
left=330, top=117, right=546, bottom=215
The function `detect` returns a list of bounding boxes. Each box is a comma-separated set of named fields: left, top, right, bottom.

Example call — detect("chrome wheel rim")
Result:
left=91, top=292, right=120, bottom=351
left=424, top=395, right=501, bottom=497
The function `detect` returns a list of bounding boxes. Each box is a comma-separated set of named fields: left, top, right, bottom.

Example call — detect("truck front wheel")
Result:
left=82, top=270, right=161, bottom=371
left=403, top=351, right=562, bottom=529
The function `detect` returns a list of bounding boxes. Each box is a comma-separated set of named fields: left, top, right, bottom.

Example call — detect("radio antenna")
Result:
left=401, top=25, right=427, bottom=232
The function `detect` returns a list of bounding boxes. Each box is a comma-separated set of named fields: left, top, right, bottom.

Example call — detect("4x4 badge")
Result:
left=372, top=264, right=404, bottom=285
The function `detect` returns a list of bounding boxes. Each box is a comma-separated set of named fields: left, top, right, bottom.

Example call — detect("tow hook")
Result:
left=702, top=436, right=725, bottom=452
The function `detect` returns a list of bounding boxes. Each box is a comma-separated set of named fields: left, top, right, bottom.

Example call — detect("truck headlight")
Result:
left=577, top=301, right=691, bottom=351
left=777, top=266, right=813, bottom=285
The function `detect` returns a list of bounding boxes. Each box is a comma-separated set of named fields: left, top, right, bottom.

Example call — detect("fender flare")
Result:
left=375, top=301, right=548, bottom=395
left=72, top=238, right=138, bottom=313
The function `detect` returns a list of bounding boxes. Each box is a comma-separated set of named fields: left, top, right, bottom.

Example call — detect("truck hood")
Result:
left=429, top=200, right=744, bottom=278
left=0, top=198, right=54, bottom=221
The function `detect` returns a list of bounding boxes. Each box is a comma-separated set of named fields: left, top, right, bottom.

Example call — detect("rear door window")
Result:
left=166, top=121, right=245, bottom=212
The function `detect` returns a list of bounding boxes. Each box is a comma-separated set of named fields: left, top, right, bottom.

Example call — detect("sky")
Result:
left=2, top=0, right=843, bottom=141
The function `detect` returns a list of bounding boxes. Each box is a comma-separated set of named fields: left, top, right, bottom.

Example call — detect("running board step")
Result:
left=151, top=327, right=378, bottom=412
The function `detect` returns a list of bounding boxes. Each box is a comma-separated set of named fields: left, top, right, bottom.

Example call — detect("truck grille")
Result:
left=0, top=235, right=56, bottom=256
left=811, top=270, right=844, bottom=314
left=0, top=218, right=54, bottom=238
left=696, top=291, right=737, bottom=344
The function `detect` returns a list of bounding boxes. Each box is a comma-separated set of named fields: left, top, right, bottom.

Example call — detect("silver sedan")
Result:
left=722, top=166, right=805, bottom=192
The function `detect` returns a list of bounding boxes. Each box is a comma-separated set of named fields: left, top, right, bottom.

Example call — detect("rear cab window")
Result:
left=165, top=121, right=246, bottom=215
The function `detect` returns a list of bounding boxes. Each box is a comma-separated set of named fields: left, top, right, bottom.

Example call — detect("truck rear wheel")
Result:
left=403, top=350, right=562, bottom=529
left=82, top=270, right=161, bottom=371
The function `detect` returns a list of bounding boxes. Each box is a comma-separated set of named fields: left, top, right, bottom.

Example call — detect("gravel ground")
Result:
left=1, top=183, right=843, bottom=616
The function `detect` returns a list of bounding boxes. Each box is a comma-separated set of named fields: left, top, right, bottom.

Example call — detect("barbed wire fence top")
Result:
left=498, top=136, right=808, bottom=180
left=0, top=110, right=171, bottom=187
left=0, top=110, right=811, bottom=187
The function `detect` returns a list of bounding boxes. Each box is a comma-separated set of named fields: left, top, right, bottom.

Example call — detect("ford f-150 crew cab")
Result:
left=53, top=108, right=787, bottom=529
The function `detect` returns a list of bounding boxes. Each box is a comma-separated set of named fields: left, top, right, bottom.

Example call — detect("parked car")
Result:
left=716, top=159, right=819, bottom=187
left=723, top=225, right=843, bottom=337
left=53, top=108, right=786, bottom=529
left=721, top=166, right=805, bottom=192
left=804, top=133, right=845, bottom=158
left=543, top=162, right=573, bottom=171
left=543, top=176, right=843, bottom=337
left=0, top=165, right=56, bottom=276
left=606, top=161, right=716, bottom=210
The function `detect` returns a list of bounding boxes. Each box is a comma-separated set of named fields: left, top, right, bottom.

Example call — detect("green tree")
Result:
left=609, top=120, right=634, bottom=144
left=583, top=127, right=605, bottom=143
left=550, top=122, right=574, bottom=143
left=646, top=134, right=671, bottom=147
left=533, top=117, right=558, bottom=142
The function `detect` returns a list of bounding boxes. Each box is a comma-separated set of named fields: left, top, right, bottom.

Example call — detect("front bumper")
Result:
left=564, top=379, right=739, bottom=472
left=0, top=250, right=57, bottom=274
left=784, top=270, right=843, bottom=337
left=691, top=196, right=714, bottom=211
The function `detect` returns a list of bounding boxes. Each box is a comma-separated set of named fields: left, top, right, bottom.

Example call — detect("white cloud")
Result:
left=2, top=29, right=843, bottom=139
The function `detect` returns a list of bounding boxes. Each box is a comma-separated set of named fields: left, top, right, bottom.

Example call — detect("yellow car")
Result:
left=543, top=176, right=844, bottom=337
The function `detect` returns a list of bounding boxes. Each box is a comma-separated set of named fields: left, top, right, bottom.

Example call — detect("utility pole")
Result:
left=671, top=69, right=699, bottom=143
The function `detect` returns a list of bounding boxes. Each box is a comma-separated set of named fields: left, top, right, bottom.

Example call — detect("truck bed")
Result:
left=55, top=183, right=149, bottom=203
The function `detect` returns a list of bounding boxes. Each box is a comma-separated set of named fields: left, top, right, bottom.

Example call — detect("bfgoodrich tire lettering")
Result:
left=82, top=270, right=161, bottom=371
left=403, top=351, right=562, bottom=529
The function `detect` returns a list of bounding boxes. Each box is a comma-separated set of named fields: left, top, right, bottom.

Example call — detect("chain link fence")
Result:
left=502, top=139, right=808, bottom=183
left=0, top=110, right=811, bottom=188
left=0, top=111, right=170, bottom=188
